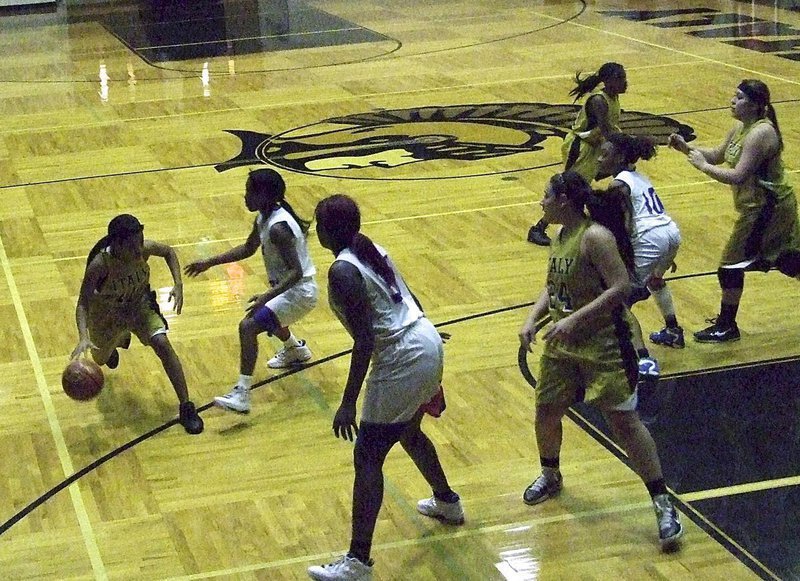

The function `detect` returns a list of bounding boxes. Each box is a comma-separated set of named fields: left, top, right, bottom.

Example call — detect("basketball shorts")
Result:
left=253, top=277, right=317, bottom=331
left=722, top=194, right=800, bottom=266
left=362, top=317, right=443, bottom=424
left=88, top=290, right=167, bottom=363
left=562, top=134, right=601, bottom=183
left=632, top=221, right=681, bottom=287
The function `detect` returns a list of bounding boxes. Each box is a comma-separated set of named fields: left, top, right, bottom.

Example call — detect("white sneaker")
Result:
left=308, top=555, right=373, bottom=580
left=417, top=496, right=465, bottom=525
left=213, top=385, right=250, bottom=414
left=268, top=340, right=312, bottom=368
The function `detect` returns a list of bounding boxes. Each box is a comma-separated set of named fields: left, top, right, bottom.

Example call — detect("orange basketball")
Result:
left=62, top=359, right=104, bottom=401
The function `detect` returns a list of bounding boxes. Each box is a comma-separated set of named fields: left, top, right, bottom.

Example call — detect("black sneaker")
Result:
left=106, top=349, right=120, bottom=369
left=693, top=318, right=740, bottom=343
left=179, top=401, right=204, bottom=435
left=653, top=494, right=683, bottom=550
left=527, top=224, right=551, bottom=246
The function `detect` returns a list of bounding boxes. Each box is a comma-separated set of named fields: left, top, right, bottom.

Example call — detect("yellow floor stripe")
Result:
left=0, top=239, right=107, bottom=578
left=683, top=475, right=800, bottom=502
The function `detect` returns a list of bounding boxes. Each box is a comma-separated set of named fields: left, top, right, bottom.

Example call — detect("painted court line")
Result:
left=0, top=236, right=107, bottom=577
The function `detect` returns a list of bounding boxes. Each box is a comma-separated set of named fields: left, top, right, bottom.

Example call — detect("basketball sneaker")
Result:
left=523, top=471, right=563, bottom=505
left=106, top=349, right=120, bottom=370
left=653, top=494, right=683, bottom=549
left=179, top=401, right=204, bottom=435
left=417, top=495, right=465, bottom=525
left=214, top=384, right=250, bottom=414
left=693, top=319, right=740, bottom=343
left=308, top=555, right=373, bottom=581
left=527, top=224, right=551, bottom=246
left=638, top=357, right=660, bottom=379
left=649, top=326, right=685, bottom=348
left=268, top=340, right=312, bottom=368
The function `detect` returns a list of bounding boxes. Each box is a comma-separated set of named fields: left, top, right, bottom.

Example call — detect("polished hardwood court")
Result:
left=0, top=0, right=799, bottom=579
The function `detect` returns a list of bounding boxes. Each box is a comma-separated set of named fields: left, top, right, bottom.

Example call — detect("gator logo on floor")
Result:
left=217, top=103, right=694, bottom=179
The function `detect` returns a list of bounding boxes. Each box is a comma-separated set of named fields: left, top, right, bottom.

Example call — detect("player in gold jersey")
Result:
left=519, top=171, right=682, bottom=550
left=71, top=214, right=203, bottom=434
left=670, top=80, right=800, bottom=342
left=528, top=62, right=627, bottom=246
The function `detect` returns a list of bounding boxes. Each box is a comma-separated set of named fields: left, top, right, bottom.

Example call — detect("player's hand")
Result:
left=70, top=338, right=97, bottom=360
left=668, top=133, right=689, bottom=154
left=519, top=324, right=538, bottom=352
left=687, top=149, right=707, bottom=170
left=542, top=316, right=579, bottom=344
left=184, top=259, right=210, bottom=277
left=245, top=293, right=268, bottom=317
left=332, top=404, right=358, bottom=441
left=170, top=284, right=184, bottom=314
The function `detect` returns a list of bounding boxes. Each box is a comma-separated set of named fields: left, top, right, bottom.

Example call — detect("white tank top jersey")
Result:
left=257, top=207, right=316, bottom=285
left=614, top=170, right=675, bottom=239
left=334, top=245, right=424, bottom=342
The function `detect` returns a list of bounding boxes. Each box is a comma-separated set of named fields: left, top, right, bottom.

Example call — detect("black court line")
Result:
left=568, top=355, right=800, bottom=581
left=566, top=406, right=783, bottom=581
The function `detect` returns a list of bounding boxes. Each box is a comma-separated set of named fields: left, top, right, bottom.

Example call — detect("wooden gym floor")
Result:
left=0, top=0, right=798, bottom=579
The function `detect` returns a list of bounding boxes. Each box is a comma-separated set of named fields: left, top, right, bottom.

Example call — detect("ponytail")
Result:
left=569, top=62, right=624, bottom=102
left=350, top=233, right=403, bottom=303
left=766, top=104, right=783, bottom=150
left=279, top=200, right=312, bottom=234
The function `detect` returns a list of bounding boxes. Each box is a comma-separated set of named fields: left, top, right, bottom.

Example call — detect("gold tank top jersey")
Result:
left=95, top=248, right=151, bottom=305
left=545, top=219, right=630, bottom=360
left=571, top=89, right=620, bottom=139
left=724, top=118, right=794, bottom=210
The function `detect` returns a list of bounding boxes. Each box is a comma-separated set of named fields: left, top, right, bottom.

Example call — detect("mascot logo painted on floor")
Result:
left=217, top=103, right=694, bottom=180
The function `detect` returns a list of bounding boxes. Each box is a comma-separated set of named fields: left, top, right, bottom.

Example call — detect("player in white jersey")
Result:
left=185, top=169, right=317, bottom=413
left=596, top=133, right=684, bottom=350
left=308, top=194, right=462, bottom=581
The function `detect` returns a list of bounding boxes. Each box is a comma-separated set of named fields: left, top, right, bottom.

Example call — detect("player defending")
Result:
left=185, top=169, right=317, bottom=414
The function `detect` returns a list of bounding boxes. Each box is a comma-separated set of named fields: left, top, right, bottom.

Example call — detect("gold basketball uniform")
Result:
left=88, top=248, right=167, bottom=361
left=561, top=89, right=621, bottom=182
left=721, top=119, right=800, bottom=265
left=537, top=219, right=638, bottom=409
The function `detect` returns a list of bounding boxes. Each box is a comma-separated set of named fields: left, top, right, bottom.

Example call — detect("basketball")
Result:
left=62, top=359, right=104, bottom=401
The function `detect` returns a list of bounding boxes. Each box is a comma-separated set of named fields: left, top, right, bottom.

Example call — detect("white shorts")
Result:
left=632, top=222, right=681, bottom=288
left=266, top=277, right=318, bottom=327
left=362, top=318, right=443, bottom=424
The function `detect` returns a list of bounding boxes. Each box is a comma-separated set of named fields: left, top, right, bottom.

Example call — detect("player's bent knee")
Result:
left=717, top=267, right=745, bottom=290
left=776, top=251, right=800, bottom=277
left=647, top=276, right=665, bottom=291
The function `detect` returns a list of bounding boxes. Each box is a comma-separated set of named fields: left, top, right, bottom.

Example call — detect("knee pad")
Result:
left=718, top=267, right=745, bottom=290
left=776, top=251, right=800, bottom=277
left=647, top=276, right=666, bottom=291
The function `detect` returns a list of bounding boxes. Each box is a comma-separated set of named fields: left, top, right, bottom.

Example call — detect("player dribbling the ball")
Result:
left=70, top=214, right=203, bottom=435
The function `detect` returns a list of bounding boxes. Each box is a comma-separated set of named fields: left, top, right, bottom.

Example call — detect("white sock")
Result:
left=283, top=333, right=301, bottom=349
left=238, top=375, right=252, bottom=389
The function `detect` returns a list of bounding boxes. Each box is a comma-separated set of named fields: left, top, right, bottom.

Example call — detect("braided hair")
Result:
left=569, top=62, right=625, bottom=102
left=248, top=168, right=311, bottom=233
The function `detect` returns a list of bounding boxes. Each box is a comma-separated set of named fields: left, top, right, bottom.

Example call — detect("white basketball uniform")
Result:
left=257, top=207, right=318, bottom=326
left=614, top=170, right=681, bottom=286
left=333, top=245, right=443, bottom=424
